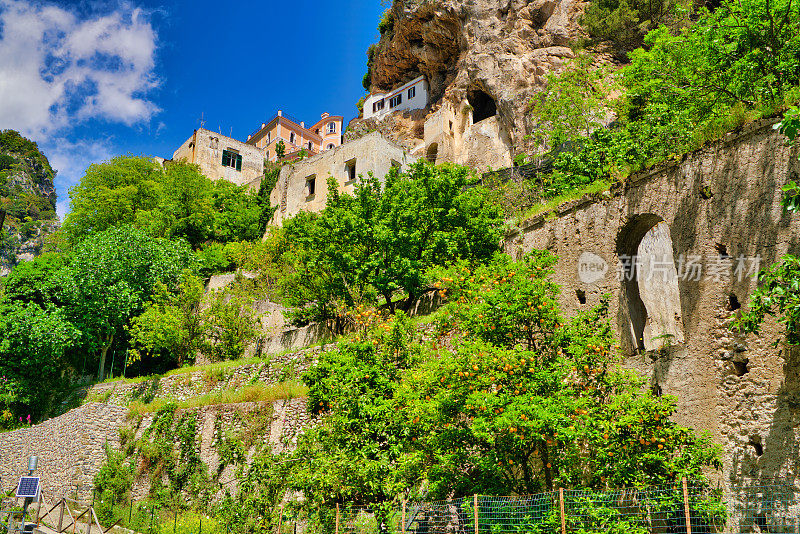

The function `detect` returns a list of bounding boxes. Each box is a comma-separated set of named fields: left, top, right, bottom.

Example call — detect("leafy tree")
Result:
left=528, top=55, right=611, bottom=156
left=0, top=301, right=80, bottom=420
left=276, top=162, right=503, bottom=329
left=582, top=0, right=690, bottom=50
left=291, top=312, right=419, bottom=517
left=128, top=272, right=207, bottom=367
left=61, top=158, right=264, bottom=250
left=58, top=226, right=195, bottom=380
left=778, top=107, right=800, bottom=212
left=399, top=253, right=721, bottom=497
left=62, top=156, right=163, bottom=245
left=201, top=289, right=261, bottom=361
left=1, top=252, right=70, bottom=307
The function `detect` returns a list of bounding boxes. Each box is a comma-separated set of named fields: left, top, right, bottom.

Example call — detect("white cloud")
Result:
left=0, top=0, right=159, bottom=138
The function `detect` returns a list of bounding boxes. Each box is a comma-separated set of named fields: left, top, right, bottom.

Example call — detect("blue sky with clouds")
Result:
left=0, top=0, right=386, bottom=217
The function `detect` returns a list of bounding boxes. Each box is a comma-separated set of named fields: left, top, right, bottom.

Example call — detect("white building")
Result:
left=362, top=76, right=429, bottom=120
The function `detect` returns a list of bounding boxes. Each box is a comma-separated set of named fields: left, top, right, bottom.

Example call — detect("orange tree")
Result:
left=398, top=252, right=721, bottom=498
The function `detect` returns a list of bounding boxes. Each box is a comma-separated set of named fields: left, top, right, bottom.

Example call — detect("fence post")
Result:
left=558, top=488, right=566, bottom=534
left=174, top=509, right=178, bottom=534
left=335, top=504, right=340, bottom=534
left=402, top=500, right=406, bottom=534
left=682, top=478, right=692, bottom=534
left=277, top=504, right=284, bottom=534
left=58, top=500, right=65, bottom=532
left=473, top=495, right=478, bottom=534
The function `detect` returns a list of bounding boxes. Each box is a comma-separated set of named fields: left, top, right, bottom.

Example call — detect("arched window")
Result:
left=289, top=132, right=296, bottom=144
left=327, top=143, right=335, bottom=150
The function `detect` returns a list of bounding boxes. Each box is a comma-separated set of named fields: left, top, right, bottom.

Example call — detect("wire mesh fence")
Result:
left=313, top=481, right=800, bottom=534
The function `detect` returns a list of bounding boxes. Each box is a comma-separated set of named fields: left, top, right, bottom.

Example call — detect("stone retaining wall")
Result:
left=0, top=403, right=127, bottom=501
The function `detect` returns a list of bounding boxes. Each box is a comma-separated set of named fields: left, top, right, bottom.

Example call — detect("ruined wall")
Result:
left=173, top=128, right=264, bottom=188
left=506, top=117, right=800, bottom=488
left=269, top=132, right=418, bottom=226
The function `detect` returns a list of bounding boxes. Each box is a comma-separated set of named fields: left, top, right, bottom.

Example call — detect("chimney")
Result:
left=278, top=110, right=283, bottom=116
left=321, top=112, right=329, bottom=119
left=262, top=123, right=265, bottom=128
left=301, top=122, right=305, bottom=128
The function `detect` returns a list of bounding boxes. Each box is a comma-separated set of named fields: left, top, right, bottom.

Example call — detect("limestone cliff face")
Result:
left=0, top=130, right=59, bottom=276
left=362, top=0, right=586, bottom=154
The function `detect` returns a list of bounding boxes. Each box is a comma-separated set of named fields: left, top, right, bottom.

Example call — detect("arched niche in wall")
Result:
left=426, top=143, right=439, bottom=163
left=616, top=215, right=685, bottom=353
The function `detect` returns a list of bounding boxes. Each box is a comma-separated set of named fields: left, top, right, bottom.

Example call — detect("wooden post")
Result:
left=682, top=478, right=692, bottom=534
left=335, top=503, right=340, bottom=534
left=473, top=494, right=478, bottom=534
left=87, top=505, right=93, bottom=534
left=58, top=500, right=65, bottom=532
left=401, top=500, right=406, bottom=534
left=558, top=488, right=566, bottom=534
left=277, top=504, right=284, bottom=534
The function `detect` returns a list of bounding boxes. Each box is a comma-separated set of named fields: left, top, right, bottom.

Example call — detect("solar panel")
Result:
left=15, top=477, right=39, bottom=498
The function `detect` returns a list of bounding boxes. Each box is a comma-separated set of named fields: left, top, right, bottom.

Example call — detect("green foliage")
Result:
left=275, top=162, right=503, bottom=330
left=128, top=272, right=206, bottom=367
left=363, top=44, right=379, bottom=92
left=777, top=107, right=800, bottom=212
left=2, top=252, right=70, bottom=307
left=95, top=443, right=135, bottom=504
left=0, top=154, right=16, bottom=171
left=202, top=289, right=260, bottom=361
left=582, top=0, right=690, bottom=50
left=258, top=164, right=281, bottom=232
left=58, top=225, right=196, bottom=379
left=0, top=301, right=80, bottom=420
left=378, top=10, right=394, bottom=34
left=734, top=255, right=800, bottom=345
left=400, top=253, right=721, bottom=497
left=215, top=447, right=292, bottom=534
left=292, top=312, right=420, bottom=506
left=275, top=140, right=286, bottom=160
left=285, top=253, right=720, bottom=516
left=61, top=158, right=263, bottom=251
left=528, top=54, right=611, bottom=154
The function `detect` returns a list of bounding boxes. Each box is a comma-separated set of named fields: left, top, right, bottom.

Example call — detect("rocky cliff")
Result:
left=0, top=130, right=59, bottom=276
left=355, top=0, right=588, bottom=156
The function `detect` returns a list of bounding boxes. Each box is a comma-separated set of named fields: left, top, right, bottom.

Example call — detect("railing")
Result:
left=16, top=492, right=121, bottom=534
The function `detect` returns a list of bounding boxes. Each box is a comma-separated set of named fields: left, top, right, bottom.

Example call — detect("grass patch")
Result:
left=513, top=180, right=611, bottom=225
left=127, top=381, right=308, bottom=418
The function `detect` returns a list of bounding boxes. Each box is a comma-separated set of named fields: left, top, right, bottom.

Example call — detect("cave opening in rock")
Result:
left=733, top=358, right=749, bottom=376
left=468, top=89, right=497, bottom=124
left=728, top=293, right=741, bottom=311
left=576, top=289, right=586, bottom=304
left=616, top=215, right=685, bottom=353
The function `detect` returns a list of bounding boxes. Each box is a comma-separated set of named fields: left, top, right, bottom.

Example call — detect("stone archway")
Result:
left=467, top=89, right=497, bottom=124
left=616, top=215, right=685, bottom=353
left=426, top=143, right=439, bottom=163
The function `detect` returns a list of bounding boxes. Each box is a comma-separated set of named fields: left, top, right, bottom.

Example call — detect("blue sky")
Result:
left=0, top=0, right=386, bottom=217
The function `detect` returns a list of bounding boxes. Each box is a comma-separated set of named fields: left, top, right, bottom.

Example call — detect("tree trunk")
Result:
left=97, top=333, right=114, bottom=381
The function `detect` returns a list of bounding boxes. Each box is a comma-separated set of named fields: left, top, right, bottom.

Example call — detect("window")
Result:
left=345, top=159, right=356, bottom=182
left=315, top=128, right=320, bottom=134
left=307, top=141, right=313, bottom=150
left=373, top=99, right=385, bottom=113
left=408, top=86, right=416, bottom=99
left=389, top=94, right=402, bottom=108
left=306, top=175, right=316, bottom=197
left=289, top=132, right=296, bottom=144
left=266, top=132, right=271, bottom=143
left=221, top=149, right=242, bottom=171
left=327, top=143, right=335, bottom=150
left=327, top=122, right=336, bottom=133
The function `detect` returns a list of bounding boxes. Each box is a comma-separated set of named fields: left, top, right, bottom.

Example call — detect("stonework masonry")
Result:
left=0, top=403, right=127, bottom=501
left=173, top=129, right=264, bottom=188
left=505, top=117, right=800, bottom=488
